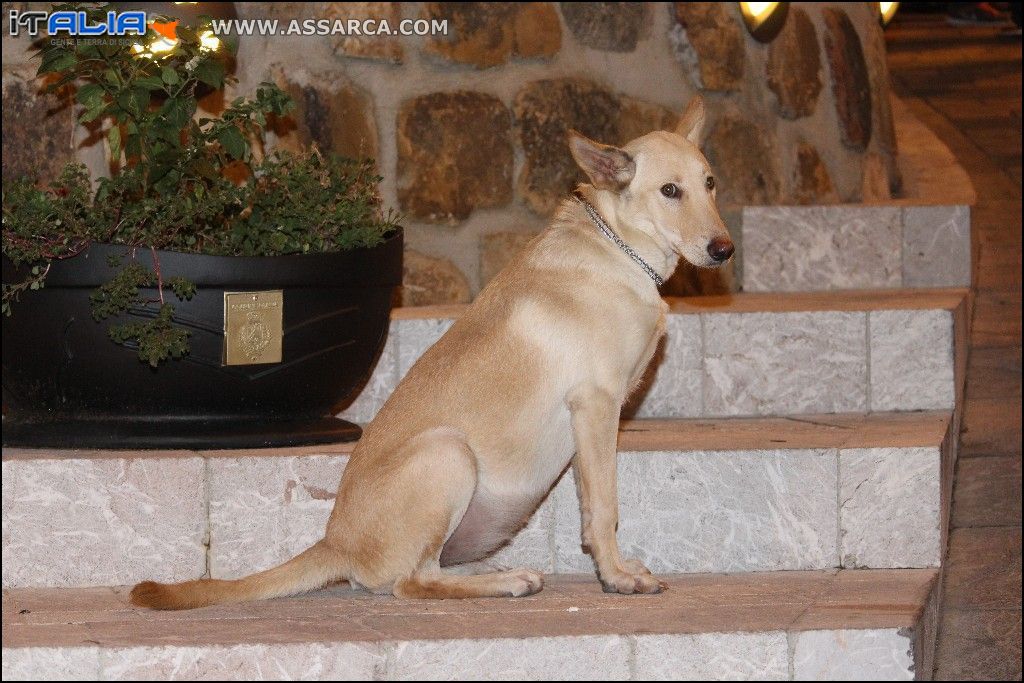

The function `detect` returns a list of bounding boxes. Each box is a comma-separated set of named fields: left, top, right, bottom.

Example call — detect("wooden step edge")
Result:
left=1, top=569, right=938, bottom=650
left=1, top=411, right=951, bottom=462
left=391, top=288, right=970, bottom=320
left=617, top=410, right=951, bottom=452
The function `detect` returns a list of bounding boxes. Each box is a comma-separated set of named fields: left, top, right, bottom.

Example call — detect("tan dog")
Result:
left=131, top=95, right=733, bottom=609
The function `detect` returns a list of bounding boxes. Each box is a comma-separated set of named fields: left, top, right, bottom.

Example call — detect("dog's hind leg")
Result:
left=371, top=428, right=544, bottom=599
left=394, top=567, right=544, bottom=599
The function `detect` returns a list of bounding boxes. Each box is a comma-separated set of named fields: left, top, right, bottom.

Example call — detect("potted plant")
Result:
left=2, top=4, right=403, bottom=449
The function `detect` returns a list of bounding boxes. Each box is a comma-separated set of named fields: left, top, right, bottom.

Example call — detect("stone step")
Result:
left=1, top=568, right=939, bottom=681
left=340, top=288, right=970, bottom=423
left=2, top=411, right=955, bottom=589
left=741, top=204, right=972, bottom=292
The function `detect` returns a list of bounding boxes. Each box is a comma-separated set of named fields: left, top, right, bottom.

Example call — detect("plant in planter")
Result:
left=2, top=3, right=403, bottom=449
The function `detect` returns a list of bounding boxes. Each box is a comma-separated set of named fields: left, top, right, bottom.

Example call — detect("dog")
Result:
left=131, top=95, right=733, bottom=608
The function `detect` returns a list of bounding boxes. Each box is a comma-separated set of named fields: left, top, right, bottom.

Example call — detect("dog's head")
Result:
left=568, top=96, right=734, bottom=269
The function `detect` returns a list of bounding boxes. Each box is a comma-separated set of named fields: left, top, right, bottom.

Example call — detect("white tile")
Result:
left=1, top=458, right=206, bottom=588
left=396, top=318, right=454, bottom=378
left=1, top=647, right=100, bottom=681
left=870, top=309, right=955, bottom=411
left=553, top=450, right=839, bottom=573
left=902, top=205, right=971, bottom=288
left=743, top=206, right=902, bottom=292
left=793, top=629, right=915, bottom=680
left=386, top=636, right=630, bottom=681
left=840, top=447, right=941, bottom=568
left=99, top=643, right=383, bottom=680
left=628, top=314, right=703, bottom=419
left=208, top=455, right=346, bottom=579
left=338, top=321, right=399, bottom=424
left=634, top=632, right=789, bottom=680
left=703, top=311, right=867, bottom=416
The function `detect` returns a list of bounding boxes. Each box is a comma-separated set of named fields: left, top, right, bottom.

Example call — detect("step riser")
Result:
left=341, top=307, right=960, bottom=424
left=0, top=628, right=917, bottom=681
left=2, top=432, right=953, bottom=588
left=741, top=205, right=972, bottom=292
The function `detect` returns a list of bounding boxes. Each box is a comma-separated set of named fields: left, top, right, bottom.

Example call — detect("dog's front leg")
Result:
left=568, top=385, right=666, bottom=594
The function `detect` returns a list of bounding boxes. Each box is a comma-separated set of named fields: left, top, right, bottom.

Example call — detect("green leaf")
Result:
left=125, top=134, right=142, bottom=161
left=78, top=43, right=101, bottom=59
left=45, top=73, right=77, bottom=93
left=75, top=83, right=104, bottom=107
left=193, top=59, right=225, bottom=89
left=135, top=75, right=166, bottom=91
left=90, top=263, right=154, bottom=321
left=153, top=168, right=182, bottom=195
left=38, top=52, right=75, bottom=75
left=168, top=276, right=196, bottom=300
left=217, top=126, right=246, bottom=160
left=159, top=97, right=194, bottom=129
left=79, top=101, right=107, bottom=123
left=107, top=126, right=121, bottom=160
left=134, top=86, right=151, bottom=113
left=161, top=66, right=180, bottom=86
left=175, top=24, right=199, bottom=42
left=160, top=123, right=182, bottom=146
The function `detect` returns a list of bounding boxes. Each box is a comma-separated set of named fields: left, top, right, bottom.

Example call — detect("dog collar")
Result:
left=572, top=191, right=665, bottom=287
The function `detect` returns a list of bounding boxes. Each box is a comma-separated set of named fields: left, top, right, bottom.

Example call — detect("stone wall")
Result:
left=2, top=2, right=902, bottom=300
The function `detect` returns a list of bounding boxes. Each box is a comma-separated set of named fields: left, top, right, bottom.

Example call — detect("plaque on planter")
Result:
left=223, top=291, right=283, bottom=365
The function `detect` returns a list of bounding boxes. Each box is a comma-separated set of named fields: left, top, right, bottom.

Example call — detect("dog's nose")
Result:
left=707, top=237, right=735, bottom=262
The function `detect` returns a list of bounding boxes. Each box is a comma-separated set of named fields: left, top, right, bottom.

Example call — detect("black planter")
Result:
left=2, top=230, right=403, bottom=449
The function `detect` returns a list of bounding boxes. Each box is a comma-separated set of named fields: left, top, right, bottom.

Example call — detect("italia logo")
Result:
left=8, top=9, right=148, bottom=37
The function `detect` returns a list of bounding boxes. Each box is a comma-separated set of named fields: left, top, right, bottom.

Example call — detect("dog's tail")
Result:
left=130, top=540, right=346, bottom=610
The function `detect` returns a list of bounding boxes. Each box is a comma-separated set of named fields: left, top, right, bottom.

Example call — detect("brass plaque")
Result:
left=223, top=291, right=283, bottom=365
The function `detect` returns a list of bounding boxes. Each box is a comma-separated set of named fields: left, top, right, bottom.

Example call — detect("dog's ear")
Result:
left=568, top=131, right=636, bottom=191
left=675, top=95, right=706, bottom=144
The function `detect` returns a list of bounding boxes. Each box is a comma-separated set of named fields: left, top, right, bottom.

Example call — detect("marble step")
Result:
left=1, top=568, right=939, bottom=681
left=2, top=411, right=956, bottom=589
left=741, top=204, right=972, bottom=292
left=340, top=288, right=970, bottom=423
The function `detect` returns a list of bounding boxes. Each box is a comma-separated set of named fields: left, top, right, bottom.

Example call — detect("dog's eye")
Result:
left=660, top=183, right=679, bottom=199
left=705, top=176, right=715, bottom=191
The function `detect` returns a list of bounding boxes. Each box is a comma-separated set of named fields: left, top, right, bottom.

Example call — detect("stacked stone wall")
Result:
left=2, top=2, right=901, bottom=299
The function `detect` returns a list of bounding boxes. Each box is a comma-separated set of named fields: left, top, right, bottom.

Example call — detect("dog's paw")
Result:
left=505, top=568, right=545, bottom=597
left=599, top=561, right=667, bottom=595
left=620, top=558, right=654, bottom=576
